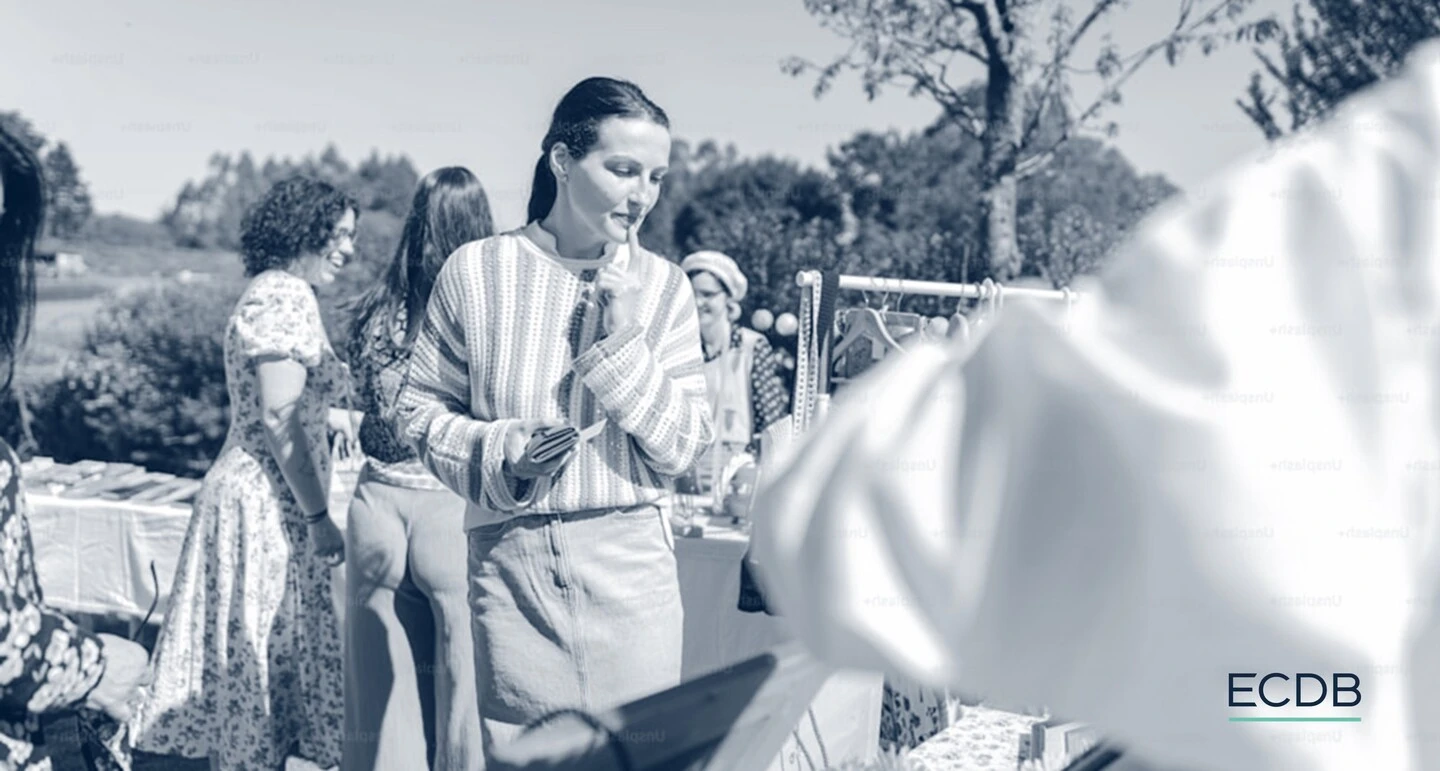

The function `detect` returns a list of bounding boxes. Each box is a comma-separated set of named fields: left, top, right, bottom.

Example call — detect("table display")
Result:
left=666, top=500, right=885, bottom=771
left=23, top=457, right=881, bottom=770
left=21, top=456, right=359, bottom=626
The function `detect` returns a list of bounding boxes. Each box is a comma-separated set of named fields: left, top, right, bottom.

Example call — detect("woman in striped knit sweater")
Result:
left=393, top=77, right=714, bottom=760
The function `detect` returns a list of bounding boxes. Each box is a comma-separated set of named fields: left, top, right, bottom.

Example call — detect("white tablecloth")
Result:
left=27, top=463, right=358, bottom=623
left=28, top=495, right=192, bottom=620
left=29, top=490, right=880, bottom=769
left=675, top=525, right=883, bottom=771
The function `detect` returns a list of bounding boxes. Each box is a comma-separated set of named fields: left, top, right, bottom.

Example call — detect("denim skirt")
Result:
left=467, top=503, right=683, bottom=730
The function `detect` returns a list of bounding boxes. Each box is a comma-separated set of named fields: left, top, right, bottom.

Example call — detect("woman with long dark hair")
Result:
left=0, top=117, right=151, bottom=771
left=130, top=176, right=358, bottom=770
left=342, top=167, right=493, bottom=771
left=394, top=77, right=714, bottom=760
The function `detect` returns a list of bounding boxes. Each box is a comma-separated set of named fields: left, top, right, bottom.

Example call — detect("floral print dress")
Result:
left=0, top=440, right=115, bottom=771
left=128, top=270, right=345, bottom=770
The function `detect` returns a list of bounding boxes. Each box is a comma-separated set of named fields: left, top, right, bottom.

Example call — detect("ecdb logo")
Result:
left=1228, top=673, right=1362, bottom=708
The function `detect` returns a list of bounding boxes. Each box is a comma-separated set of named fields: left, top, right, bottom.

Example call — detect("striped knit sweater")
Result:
left=393, top=222, right=715, bottom=529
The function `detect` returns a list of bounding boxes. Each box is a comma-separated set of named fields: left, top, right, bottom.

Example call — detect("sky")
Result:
left=1, top=0, right=1295, bottom=230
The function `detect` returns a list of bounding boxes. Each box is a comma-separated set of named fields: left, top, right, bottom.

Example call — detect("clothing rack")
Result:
left=790, top=270, right=1081, bottom=436
left=786, top=271, right=1118, bottom=769
left=794, top=271, right=1083, bottom=303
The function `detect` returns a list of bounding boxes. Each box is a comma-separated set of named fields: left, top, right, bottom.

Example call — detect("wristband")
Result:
left=305, top=509, right=329, bottom=524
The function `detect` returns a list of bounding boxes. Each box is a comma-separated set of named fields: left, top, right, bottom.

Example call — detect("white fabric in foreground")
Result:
left=752, top=41, right=1440, bottom=771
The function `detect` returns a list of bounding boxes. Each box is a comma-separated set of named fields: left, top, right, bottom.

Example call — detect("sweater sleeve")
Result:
left=392, top=254, right=548, bottom=510
left=573, top=267, right=714, bottom=477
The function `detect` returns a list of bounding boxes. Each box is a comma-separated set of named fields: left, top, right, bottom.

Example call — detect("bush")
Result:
left=33, top=278, right=243, bottom=476
left=19, top=206, right=402, bottom=476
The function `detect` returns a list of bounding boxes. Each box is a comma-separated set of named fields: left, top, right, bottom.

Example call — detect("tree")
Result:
left=164, top=153, right=237, bottom=249
left=163, top=147, right=420, bottom=250
left=354, top=151, right=420, bottom=217
left=0, top=114, right=100, bottom=239
left=41, top=143, right=94, bottom=238
left=785, top=0, right=1256, bottom=279
left=663, top=156, right=848, bottom=313
left=0, top=112, right=46, bottom=155
left=1017, top=136, right=1178, bottom=285
left=644, top=117, right=1176, bottom=319
left=1237, top=1, right=1439, bottom=138
left=641, top=139, right=740, bottom=258
left=830, top=119, right=1177, bottom=297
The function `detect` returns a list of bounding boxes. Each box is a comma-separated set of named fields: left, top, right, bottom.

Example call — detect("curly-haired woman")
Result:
left=129, top=177, right=358, bottom=770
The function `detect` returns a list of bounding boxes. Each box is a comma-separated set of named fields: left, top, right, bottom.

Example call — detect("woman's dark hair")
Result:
left=0, top=126, right=44, bottom=391
left=527, top=77, right=669, bottom=223
left=348, top=166, right=494, bottom=352
left=239, top=176, right=359, bottom=276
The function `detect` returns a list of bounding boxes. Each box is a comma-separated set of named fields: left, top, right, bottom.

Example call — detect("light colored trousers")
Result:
left=467, top=504, right=683, bottom=760
left=343, top=463, right=482, bottom=771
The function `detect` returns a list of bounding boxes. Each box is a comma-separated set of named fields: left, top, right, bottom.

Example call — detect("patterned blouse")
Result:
left=0, top=440, right=110, bottom=770
left=706, top=326, right=790, bottom=445
left=347, top=306, right=446, bottom=489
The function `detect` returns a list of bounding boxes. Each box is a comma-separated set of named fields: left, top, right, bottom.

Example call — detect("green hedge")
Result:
left=29, top=278, right=243, bottom=476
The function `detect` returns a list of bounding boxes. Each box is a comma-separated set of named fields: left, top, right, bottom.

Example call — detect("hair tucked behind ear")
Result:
left=526, top=77, right=669, bottom=224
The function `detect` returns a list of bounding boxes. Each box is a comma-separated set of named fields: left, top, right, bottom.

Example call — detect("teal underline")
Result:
left=1229, top=717, right=1362, bottom=723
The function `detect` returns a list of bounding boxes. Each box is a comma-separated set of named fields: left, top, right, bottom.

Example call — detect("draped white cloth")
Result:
left=751, top=41, right=1440, bottom=771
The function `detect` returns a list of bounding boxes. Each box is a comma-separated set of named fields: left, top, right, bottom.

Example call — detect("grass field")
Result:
left=21, top=242, right=241, bottom=384
left=43, top=239, right=241, bottom=279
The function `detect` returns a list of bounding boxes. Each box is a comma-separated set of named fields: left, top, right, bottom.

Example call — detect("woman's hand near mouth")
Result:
left=594, top=225, right=644, bottom=335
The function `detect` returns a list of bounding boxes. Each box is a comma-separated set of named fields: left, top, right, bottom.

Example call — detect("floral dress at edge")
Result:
left=0, top=440, right=119, bottom=771
left=128, top=270, right=345, bottom=769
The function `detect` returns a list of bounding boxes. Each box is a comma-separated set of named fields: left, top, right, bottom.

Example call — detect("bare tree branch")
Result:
left=948, top=38, right=990, bottom=65
left=1050, top=0, right=1246, bottom=149
left=1065, top=0, right=1127, bottom=59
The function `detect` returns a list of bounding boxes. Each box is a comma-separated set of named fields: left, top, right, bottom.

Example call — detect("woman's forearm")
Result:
left=328, top=407, right=362, bottom=430
left=263, top=402, right=330, bottom=515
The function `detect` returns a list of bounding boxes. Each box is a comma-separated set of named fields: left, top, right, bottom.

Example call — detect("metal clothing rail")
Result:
left=790, top=270, right=1082, bottom=436
left=795, top=271, right=1081, bottom=303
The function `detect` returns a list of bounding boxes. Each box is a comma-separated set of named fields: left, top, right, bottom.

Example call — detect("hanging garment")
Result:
left=751, top=40, right=1440, bottom=771
left=832, top=309, right=919, bottom=383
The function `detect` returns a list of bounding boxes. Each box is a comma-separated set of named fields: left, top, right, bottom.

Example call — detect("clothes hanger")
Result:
left=881, top=289, right=920, bottom=325
left=879, top=291, right=922, bottom=339
left=831, top=306, right=905, bottom=363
